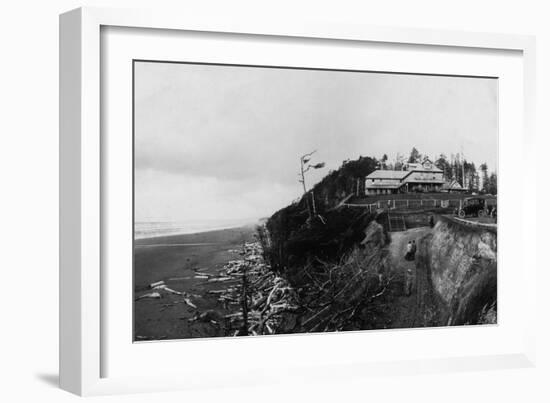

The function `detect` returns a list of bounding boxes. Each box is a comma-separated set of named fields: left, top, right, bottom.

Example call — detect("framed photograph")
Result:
left=60, top=7, right=537, bottom=396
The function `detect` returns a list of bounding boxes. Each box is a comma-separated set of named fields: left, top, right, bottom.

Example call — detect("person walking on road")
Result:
left=404, top=268, right=414, bottom=296
left=405, top=241, right=413, bottom=261
left=404, top=240, right=417, bottom=295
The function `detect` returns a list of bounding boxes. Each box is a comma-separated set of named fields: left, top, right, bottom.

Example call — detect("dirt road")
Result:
left=385, top=226, right=448, bottom=328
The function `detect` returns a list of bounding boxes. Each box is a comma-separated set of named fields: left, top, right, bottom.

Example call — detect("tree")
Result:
left=299, top=151, right=326, bottom=220
left=394, top=153, right=405, bottom=171
left=435, top=154, right=452, bottom=180
left=309, top=156, right=377, bottom=207
left=381, top=154, right=388, bottom=170
left=408, top=147, right=421, bottom=163
left=480, top=163, right=489, bottom=193
left=450, top=153, right=464, bottom=186
left=463, top=161, right=477, bottom=191
left=486, top=172, right=498, bottom=195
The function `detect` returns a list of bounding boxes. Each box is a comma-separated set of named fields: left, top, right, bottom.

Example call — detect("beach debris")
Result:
left=215, top=239, right=387, bottom=335
left=165, top=286, right=183, bottom=295
left=207, top=289, right=227, bottom=294
left=135, top=292, right=162, bottom=301
left=152, top=284, right=183, bottom=295
left=148, top=281, right=184, bottom=295
left=194, top=275, right=210, bottom=279
left=189, top=310, right=222, bottom=323
left=210, top=242, right=299, bottom=336
left=149, top=280, right=165, bottom=289
left=207, top=276, right=232, bottom=283
left=183, top=297, right=197, bottom=309
left=141, top=281, right=198, bottom=310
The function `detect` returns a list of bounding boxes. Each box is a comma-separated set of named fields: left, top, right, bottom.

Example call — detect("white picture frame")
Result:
left=59, top=6, right=537, bottom=396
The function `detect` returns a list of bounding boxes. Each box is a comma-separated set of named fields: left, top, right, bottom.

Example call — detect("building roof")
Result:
left=366, top=161, right=443, bottom=181
left=441, top=180, right=465, bottom=190
left=407, top=161, right=443, bottom=173
left=365, top=170, right=409, bottom=180
left=365, top=181, right=403, bottom=189
left=406, top=163, right=422, bottom=170
left=406, top=178, right=445, bottom=184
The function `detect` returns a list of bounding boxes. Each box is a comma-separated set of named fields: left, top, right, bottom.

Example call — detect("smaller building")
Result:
left=440, top=180, right=467, bottom=193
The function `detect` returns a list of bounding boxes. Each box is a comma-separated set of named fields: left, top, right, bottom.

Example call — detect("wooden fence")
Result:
left=342, top=198, right=461, bottom=213
left=450, top=216, right=498, bottom=231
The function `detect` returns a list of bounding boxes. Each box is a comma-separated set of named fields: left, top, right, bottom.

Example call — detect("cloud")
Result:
left=134, top=62, right=497, bottom=221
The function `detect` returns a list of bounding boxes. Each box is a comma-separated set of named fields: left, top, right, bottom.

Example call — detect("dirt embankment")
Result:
left=280, top=220, right=393, bottom=333
left=420, top=217, right=497, bottom=325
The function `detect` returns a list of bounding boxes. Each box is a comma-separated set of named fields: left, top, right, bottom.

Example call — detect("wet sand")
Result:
left=133, top=226, right=256, bottom=341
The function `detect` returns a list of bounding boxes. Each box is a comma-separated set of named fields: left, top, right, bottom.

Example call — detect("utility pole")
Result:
left=461, top=145, right=465, bottom=188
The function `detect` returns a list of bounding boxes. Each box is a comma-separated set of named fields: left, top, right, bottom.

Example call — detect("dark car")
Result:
left=456, top=197, right=490, bottom=218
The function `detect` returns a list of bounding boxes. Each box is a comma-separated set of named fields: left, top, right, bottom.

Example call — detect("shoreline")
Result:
left=135, top=220, right=262, bottom=242
left=133, top=225, right=257, bottom=340
left=134, top=243, right=218, bottom=248
left=134, top=223, right=259, bottom=245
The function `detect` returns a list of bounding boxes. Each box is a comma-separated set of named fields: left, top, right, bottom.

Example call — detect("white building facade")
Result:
left=365, top=160, right=445, bottom=195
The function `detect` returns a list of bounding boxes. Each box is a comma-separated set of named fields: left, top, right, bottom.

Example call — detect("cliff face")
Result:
left=264, top=206, right=375, bottom=285
left=262, top=156, right=378, bottom=280
left=423, top=218, right=497, bottom=325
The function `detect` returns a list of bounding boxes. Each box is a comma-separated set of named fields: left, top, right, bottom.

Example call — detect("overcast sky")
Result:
left=134, top=61, right=498, bottom=223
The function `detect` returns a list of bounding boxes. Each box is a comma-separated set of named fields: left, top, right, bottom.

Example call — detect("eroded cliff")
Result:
left=421, top=217, right=497, bottom=325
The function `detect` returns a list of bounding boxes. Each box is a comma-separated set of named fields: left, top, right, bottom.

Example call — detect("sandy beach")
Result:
left=133, top=225, right=256, bottom=341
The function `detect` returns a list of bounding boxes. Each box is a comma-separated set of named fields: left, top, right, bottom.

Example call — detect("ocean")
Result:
left=134, top=218, right=260, bottom=240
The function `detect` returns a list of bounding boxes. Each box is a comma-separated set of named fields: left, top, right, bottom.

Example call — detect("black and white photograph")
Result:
left=133, top=61, right=498, bottom=341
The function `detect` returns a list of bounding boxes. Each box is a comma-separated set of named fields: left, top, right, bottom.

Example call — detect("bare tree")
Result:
left=299, top=151, right=325, bottom=220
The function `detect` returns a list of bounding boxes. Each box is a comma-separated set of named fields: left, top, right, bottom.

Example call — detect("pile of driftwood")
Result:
left=216, top=242, right=299, bottom=336
left=296, top=247, right=393, bottom=333
left=188, top=222, right=394, bottom=336
left=213, top=238, right=392, bottom=335
left=289, top=221, right=394, bottom=333
left=136, top=280, right=198, bottom=309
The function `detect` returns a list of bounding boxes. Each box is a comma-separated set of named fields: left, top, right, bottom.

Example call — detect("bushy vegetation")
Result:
left=290, top=223, right=393, bottom=333
left=263, top=206, right=375, bottom=285
left=260, top=156, right=379, bottom=285
left=258, top=220, right=395, bottom=334
left=311, top=156, right=378, bottom=206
